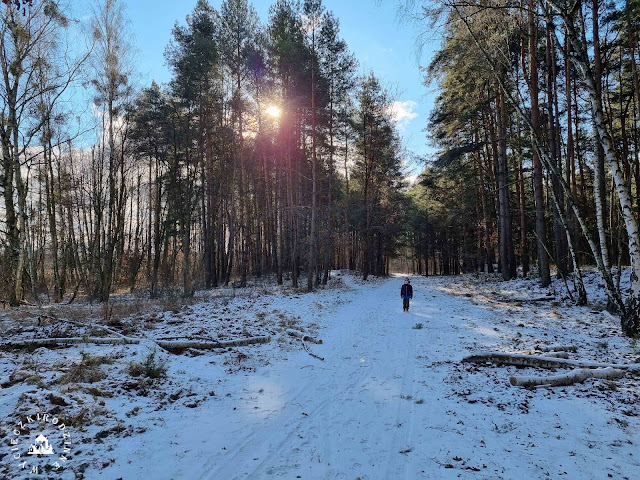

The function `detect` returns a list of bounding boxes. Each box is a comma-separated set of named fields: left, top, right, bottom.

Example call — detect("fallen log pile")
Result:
left=1, top=313, right=273, bottom=353
left=0, top=335, right=271, bottom=352
left=157, top=336, right=271, bottom=352
left=0, top=337, right=140, bottom=348
left=462, top=347, right=639, bottom=388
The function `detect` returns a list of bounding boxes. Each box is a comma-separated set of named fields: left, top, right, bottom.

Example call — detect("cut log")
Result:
left=541, top=351, right=569, bottom=359
left=521, top=350, right=568, bottom=358
left=536, top=344, right=578, bottom=352
left=36, top=314, right=131, bottom=341
left=499, top=296, right=554, bottom=303
left=1, top=335, right=271, bottom=352
left=286, top=329, right=323, bottom=344
left=510, top=367, right=624, bottom=387
left=462, top=351, right=640, bottom=371
left=0, top=337, right=140, bottom=349
left=156, top=336, right=271, bottom=352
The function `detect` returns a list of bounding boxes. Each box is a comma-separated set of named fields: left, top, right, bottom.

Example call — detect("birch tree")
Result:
left=0, top=0, right=78, bottom=304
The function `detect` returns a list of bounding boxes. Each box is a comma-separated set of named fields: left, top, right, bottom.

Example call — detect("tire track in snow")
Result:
left=201, top=372, right=319, bottom=479
left=245, top=279, right=394, bottom=479
left=237, top=361, right=372, bottom=479
left=314, top=279, right=411, bottom=479
left=205, top=279, right=393, bottom=480
left=383, top=314, right=417, bottom=480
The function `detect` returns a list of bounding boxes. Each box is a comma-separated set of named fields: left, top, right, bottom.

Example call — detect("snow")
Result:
left=1, top=271, right=639, bottom=479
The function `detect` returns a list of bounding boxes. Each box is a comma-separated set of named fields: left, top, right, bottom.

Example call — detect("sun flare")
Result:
left=265, top=105, right=281, bottom=118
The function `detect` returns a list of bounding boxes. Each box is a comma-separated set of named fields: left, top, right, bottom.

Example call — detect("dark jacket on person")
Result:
left=401, top=284, right=413, bottom=299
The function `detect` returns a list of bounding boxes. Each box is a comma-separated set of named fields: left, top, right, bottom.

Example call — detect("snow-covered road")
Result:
left=206, top=276, right=428, bottom=479
left=96, top=274, right=639, bottom=479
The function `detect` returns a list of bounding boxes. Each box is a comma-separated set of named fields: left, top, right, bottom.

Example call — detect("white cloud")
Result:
left=406, top=173, right=419, bottom=185
left=389, top=100, right=419, bottom=129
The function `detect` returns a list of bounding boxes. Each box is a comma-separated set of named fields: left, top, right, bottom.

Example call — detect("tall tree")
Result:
left=267, top=0, right=309, bottom=288
left=353, top=73, right=403, bottom=279
left=220, top=0, right=261, bottom=287
left=303, top=0, right=324, bottom=290
left=166, top=0, right=221, bottom=296
left=128, top=83, right=172, bottom=298
left=89, top=0, right=133, bottom=301
left=0, top=0, right=75, bottom=304
left=318, top=11, right=357, bottom=284
left=527, top=0, right=552, bottom=287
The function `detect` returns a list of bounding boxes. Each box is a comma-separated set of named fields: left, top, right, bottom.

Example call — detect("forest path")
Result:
left=201, top=275, right=501, bottom=480
left=97, top=274, right=639, bottom=480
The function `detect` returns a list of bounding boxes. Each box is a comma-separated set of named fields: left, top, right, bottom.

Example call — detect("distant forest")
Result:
left=2, top=0, right=640, bottom=336
left=0, top=0, right=410, bottom=306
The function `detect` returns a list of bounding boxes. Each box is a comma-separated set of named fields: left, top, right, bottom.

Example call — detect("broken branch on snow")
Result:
left=539, top=351, right=570, bottom=359
left=463, top=351, right=640, bottom=388
left=286, top=328, right=323, bottom=344
left=302, top=340, right=324, bottom=361
left=0, top=337, right=140, bottom=348
left=499, top=296, right=555, bottom=303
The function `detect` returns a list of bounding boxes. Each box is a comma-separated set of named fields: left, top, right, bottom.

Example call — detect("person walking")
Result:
left=401, top=278, right=413, bottom=312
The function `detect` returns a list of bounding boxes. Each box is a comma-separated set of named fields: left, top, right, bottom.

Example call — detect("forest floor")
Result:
left=1, top=270, right=639, bottom=479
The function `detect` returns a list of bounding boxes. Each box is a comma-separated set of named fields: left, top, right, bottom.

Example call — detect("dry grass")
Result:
left=277, top=315, right=299, bottom=329
left=58, top=364, right=105, bottom=385
left=57, top=354, right=113, bottom=385
left=0, top=292, right=196, bottom=344
left=57, top=405, right=109, bottom=427
left=83, top=386, right=114, bottom=398
left=128, top=350, right=168, bottom=379
left=25, top=375, right=46, bottom=388
left=102, top=301, right=150, bottom=326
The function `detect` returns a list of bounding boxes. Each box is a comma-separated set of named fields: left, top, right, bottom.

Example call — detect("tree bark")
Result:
left=509, top=367, right=624, bottom=387
left=528, top=0, right=551, bottom=287
left=463, top=351, right=640, bottom=371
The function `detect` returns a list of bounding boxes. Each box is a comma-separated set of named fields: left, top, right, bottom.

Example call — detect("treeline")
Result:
left=0, top=0, right=408, bottom=305
left=409, top=0, right=640, bottom=335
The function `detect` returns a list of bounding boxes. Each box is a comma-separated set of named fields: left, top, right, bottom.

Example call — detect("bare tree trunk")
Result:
left=308, top=26, right=318, bottom=291
left=528, top=0, right=551, bottom=286
left=510, top=367, right=624, bottom=387
left=545, top=12, right=568, bottom=277
left=45, top=132, right=63, bottom=302
left=590, top=0, right=613, bottom=303
left=496, top=86, right=516, bottom=279
left=344, top=130, right=351, bottom=270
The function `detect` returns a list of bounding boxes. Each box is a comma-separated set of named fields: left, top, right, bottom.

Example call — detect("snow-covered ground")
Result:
left=1, top=271, right=639, bottom=479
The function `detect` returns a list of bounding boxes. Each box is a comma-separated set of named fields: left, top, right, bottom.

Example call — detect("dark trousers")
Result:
left=403, top=298, right=410, bottom=310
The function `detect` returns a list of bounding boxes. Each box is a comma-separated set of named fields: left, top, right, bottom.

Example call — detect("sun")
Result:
left=265, top=105, right=281, bottom=118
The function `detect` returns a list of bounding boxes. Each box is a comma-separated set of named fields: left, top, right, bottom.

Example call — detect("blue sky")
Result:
left=124, top=0, right=438, bottom=163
